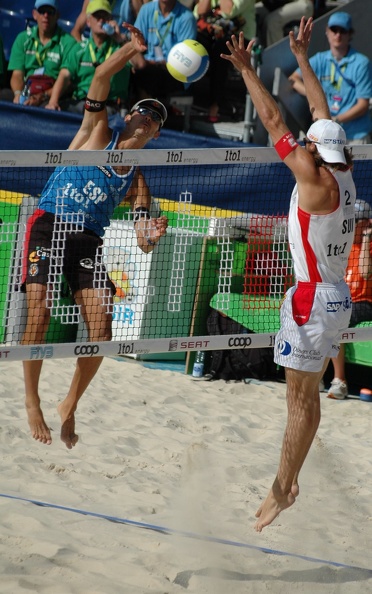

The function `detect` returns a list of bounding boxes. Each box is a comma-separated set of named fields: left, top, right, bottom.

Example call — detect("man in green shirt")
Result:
left=46, top=0, right=130, bottom=115
left=8, top=0, right=77, bottom=107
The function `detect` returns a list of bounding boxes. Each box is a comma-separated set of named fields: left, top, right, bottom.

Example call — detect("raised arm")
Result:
left=289, top=17, right=330, bottom=121
left=69, top=24, right=147, bottom=148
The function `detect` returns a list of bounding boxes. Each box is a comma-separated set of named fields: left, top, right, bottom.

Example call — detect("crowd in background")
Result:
left=0, top=0, right=354, bottom=125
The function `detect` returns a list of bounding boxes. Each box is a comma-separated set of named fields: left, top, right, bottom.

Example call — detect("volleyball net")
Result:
left=0, top=146, right=371, bottom=364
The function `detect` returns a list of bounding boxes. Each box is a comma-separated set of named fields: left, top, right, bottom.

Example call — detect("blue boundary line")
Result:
left=1, top=493, right=371, bottom=574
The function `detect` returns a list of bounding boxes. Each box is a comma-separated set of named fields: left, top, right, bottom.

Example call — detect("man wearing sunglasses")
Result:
left=8, top=0, right=77, bottom=107
left=290, top=12, right=372, bottom=144
left=20, top=25, right=168, bottom=449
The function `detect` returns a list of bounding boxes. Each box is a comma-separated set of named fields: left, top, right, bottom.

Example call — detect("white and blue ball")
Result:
left=166, top=40, right=209, bottom=84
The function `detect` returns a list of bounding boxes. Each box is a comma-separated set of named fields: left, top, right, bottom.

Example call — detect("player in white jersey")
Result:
left=222, top=17, right=355, bottom=531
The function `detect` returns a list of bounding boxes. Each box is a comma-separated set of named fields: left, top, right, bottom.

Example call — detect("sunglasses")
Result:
left=329, top=26, right=348, bottom=35
left=36, top=6, right=57, bottom=16
left=135, top=107, right=162, bottom=124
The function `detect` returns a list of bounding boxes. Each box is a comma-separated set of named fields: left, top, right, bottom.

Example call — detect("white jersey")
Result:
left=288, top=167, right=356, bottom=284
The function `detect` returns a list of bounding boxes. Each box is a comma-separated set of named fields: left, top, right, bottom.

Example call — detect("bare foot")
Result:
left=26, top=406, right=52, bottom=445
left=254, top=482, right=297, bottom=532
left=57, top=402, right=79, bottom=449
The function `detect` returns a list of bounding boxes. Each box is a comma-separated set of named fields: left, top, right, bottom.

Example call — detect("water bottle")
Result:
left=102, top=22, right=115, bottom=35
left=192, top=351, right=205, bottom=378
left=19, top=82, right=30, bottom=105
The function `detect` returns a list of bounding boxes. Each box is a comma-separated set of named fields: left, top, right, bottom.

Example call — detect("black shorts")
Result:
left=22, top=210, right=116, bottom=296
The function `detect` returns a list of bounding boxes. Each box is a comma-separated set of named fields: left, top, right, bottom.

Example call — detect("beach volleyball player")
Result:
left=222, top=17, right=356, bottom=531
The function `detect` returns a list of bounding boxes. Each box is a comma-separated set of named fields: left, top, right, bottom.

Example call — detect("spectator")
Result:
left=118, top=0, right=152, bottom=29
left=255, top=0, right=313, bottom=47
left=71, top=0, right=131, bottom=43
left=194, top=0, right=256, bottom=122
left=21, top=25, right=168, bottom=449
left=327, top=199, right=372, bottom=399
left=290, top=12, right=372, bottom=143
left=46, top=0, right=131, bottom=114
left=130, top=0, right=197, bottom=104
left=7, top=0, right=77, bottom=107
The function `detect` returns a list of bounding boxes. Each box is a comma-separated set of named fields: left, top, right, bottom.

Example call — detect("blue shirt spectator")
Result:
left=130, top=0, right=196, bottom=108
left=290, top=12, right=372, bottom=142
left=134, top=0, right=196, bottom=62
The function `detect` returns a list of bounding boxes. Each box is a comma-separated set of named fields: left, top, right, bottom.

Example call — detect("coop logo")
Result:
left=74, top=345, right=100, bottom=357
left=277, top=340, right=291, bottom=356
left=228, top=336, right=252, bottom=348
left=327, top=301, right=342, bottom=312
left=79, top=258, right=94, bottom=270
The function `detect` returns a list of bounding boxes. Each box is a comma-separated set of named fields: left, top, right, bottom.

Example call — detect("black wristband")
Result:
left=133, top=207, right=150, bottom=223
left=85, top=97, right=106, bottom=112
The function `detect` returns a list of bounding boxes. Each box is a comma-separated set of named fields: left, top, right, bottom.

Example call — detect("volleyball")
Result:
left=166, top=40, right=209, bottom=84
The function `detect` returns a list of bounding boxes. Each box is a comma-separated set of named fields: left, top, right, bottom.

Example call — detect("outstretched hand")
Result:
left=221, top=32, right=256, bottom=75
left=122, top=22, right=147, bottom=54
left=289, top=16, right=313, bottom=60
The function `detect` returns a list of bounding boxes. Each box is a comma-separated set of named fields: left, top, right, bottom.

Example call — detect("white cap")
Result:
left=306, top=119, right=347, bottom=164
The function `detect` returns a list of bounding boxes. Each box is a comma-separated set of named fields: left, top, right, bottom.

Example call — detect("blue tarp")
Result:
left=0, top=102, right=371, bottom=215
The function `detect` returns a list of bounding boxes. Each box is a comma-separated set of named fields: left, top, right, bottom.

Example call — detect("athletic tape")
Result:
left=0, top=493, right=371, bottom=573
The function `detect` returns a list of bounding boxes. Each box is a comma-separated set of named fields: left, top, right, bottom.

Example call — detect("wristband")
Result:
left=14, top=90, right=22, bottom=95
left=84, top=97, right=106, bottom=112
left=133, top=207, right=150, bottom=223
left=274, top=132, right=299, bottom=160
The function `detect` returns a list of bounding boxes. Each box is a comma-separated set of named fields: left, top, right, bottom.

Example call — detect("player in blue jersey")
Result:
left=21, top=24, right=168, bottom=449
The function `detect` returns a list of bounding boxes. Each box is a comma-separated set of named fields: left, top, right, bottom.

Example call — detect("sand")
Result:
left=0, top=355, right=371, bottom=593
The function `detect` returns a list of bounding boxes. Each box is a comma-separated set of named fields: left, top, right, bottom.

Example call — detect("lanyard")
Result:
left=88, top=40, right=114, bottom=67
left=330, top=61, right=355, bottom=91
left=154, top=10, right=173, bottom=47
left=34, top=39, right=49, bottom=67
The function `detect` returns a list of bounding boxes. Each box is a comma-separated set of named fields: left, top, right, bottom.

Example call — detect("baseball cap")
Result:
left=354, top=199, right=372, bottom=221
left=130, top=99, right=168, bottom=127
left=34, top=0, right=59, bottom=9
left=306, top=119, right=347, bottom=164
left=86, top=0, right=112, bottom=15
left=327, top=12, right=353, bottom=32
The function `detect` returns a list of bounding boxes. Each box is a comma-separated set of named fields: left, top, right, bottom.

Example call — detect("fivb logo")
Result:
left=173, top=49, right=192, bottom=68
left=326, top=301, right=342, bottom=312
left=30, top=346, right=54, bottom=359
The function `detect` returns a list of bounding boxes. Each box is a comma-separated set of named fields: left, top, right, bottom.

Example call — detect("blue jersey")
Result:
left=134, top=0, right=197, bottom=62
left=38, top=132, right=136, bottom=236
left=296, top=48, right=372, bottom=140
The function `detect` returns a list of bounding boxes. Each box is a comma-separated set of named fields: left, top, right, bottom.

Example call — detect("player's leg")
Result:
left=254, top=364, right=324, bottom=532
left=57, top=286, right=113, bottom=448
left=21, top=282, right=52, bottom=444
